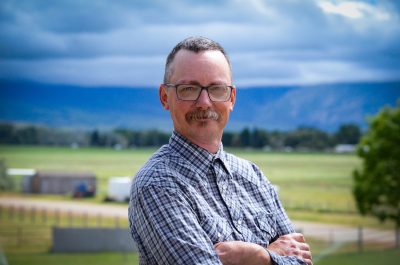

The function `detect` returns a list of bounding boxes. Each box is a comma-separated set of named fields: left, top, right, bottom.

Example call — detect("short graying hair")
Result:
left=163, top=36, right=232, bottom=83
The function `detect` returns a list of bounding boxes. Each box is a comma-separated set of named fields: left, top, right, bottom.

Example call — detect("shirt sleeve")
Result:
left=267, top=250, right=308, bottom=265
left=129, top=184, right=223, bottom=265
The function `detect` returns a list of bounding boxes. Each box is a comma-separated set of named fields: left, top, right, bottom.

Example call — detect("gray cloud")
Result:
left=0, top=0, right=399, bottom=86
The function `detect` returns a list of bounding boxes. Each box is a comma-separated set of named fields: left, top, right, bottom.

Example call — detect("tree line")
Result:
left=0, top=123, right=361, bottom=151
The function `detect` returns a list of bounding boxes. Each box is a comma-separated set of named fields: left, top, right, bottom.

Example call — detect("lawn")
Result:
left=6, top=252, right=139, bottom=265
left=1, top=145, right=395, bottom=228
left=316, top=248, right=400, bottom=265
left=0, top=145, right=397, bottom=264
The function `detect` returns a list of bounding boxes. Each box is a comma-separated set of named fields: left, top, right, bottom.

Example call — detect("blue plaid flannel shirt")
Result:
left=129, top=131, right=306, bottom=264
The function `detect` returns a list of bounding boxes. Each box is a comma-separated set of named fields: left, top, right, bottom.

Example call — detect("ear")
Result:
left=229, top=86, right=236, bottom=112
left=159, top=84, right=170, bottom=110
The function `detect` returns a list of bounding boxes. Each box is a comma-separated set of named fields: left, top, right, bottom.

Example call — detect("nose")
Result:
left=195, top=89, right=212, bottom=109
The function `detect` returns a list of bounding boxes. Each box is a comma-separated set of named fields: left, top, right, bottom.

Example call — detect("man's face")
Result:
left=159, top=49, right=236, bottom=147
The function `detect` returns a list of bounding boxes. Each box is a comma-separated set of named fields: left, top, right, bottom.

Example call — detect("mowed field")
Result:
left=1, top=145, right=360, bottom=215
left=2, top=145, right=399, bottom=265
left=1, top=144, right=394, bottom=228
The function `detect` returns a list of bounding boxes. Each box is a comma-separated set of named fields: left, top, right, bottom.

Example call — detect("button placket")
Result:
left=213, top=160, right=243, bottom=234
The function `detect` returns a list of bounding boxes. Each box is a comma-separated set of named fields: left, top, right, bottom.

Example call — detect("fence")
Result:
left=0, top=204, right=398, bottom=255
left=0, top=204, right=126, bottom=227
left=283, top=199, right=357, bottom=214
left=0, top=204, right=129, bottom=253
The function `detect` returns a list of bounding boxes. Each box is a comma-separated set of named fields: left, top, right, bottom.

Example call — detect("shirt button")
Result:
left=237, top=220, right=242, bottom=226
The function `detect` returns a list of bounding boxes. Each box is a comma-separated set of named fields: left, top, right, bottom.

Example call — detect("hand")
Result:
left=267, top=233, right=312, bottom=265
left=214, top=241, right=271, bottom=265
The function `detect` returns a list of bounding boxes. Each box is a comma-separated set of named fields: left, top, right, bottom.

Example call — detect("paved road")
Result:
left=0, top=197, right=396, bottom=245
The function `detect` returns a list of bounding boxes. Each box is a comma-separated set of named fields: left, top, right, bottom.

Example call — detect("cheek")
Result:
left=171, top=103, right=191, bottom=122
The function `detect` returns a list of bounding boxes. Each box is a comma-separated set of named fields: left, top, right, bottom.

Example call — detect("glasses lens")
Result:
left=208, top=85, right=231, bottom=101
left=175, top=84, right=232, bottom=101
left=176, top=85, right=201, bottom=100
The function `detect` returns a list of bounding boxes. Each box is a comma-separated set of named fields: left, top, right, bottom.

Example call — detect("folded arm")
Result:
left=214, top=233, right=312, bottom=265
left=130, top=184, right=223, bottom=264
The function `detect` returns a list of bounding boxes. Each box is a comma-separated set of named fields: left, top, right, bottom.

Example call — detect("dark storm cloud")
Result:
left=0, top=0, right=399, bottom=86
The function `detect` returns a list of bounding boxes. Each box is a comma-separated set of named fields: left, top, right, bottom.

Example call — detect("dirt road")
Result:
left=0, top=196, right=396, bottom=245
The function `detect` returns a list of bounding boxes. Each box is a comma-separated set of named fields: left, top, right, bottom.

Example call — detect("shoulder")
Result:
left=223, top=151, right=269, bottom=185
left=223, top=151, right=262, bottom=174
left=131, top=144, right=179, bottom=191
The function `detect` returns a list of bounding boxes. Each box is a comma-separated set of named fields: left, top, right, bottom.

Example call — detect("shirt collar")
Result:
left=169, top=131, right=231, bottom=177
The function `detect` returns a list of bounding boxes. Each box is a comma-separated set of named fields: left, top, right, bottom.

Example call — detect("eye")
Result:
left=178, top=85, right=199, bottom=92
left=209, top=85, right=227, bottom=92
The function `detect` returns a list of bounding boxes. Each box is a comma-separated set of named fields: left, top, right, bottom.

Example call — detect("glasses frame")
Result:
left=164, top=83, right=234, bottom=102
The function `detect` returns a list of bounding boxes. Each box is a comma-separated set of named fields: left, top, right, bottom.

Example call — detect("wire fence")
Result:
left=0, top=204, right=127, bottom=252
left=283, top=199, right=357, bottom=214
left=0, top=204, right=398, bottom=255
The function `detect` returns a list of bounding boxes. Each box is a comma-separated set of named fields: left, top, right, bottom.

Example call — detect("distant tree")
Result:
left=90, top=130, right=102, bottom=146
left=251, top=128, right=269, bottom=148
left=222, top=131, right=235, bottom=147
left=284, top=127, right=331, bottom=150
left=335, top=123, right=362, bottom=144
left=239, top=128, right=251, bottom=147
left=0, top=123, right=15, bottom=144
left=14, top=126, right=39, bottom=144
left=0, top=160, right=13, bottom=191
left=353, top=102, right=400, bottom=243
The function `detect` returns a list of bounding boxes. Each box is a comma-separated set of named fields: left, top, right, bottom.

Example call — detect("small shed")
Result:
left=26, top=170, right=96, bottom=195
left=334, top=144, right=356, bottom=153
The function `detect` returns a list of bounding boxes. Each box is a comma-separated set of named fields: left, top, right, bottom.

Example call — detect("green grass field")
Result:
left=1, top=145, right=398, bottom=265
left=0, top=145, right=395, bottom=228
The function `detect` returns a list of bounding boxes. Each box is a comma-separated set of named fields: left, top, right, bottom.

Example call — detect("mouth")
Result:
left=185, top=109, right=219, bottom=123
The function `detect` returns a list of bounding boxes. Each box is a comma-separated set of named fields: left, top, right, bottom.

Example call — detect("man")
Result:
left=128, top=36, right=312, bottom=265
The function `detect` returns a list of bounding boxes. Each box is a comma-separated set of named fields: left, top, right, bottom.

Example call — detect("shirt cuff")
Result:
left=266, top=250, right=308, bottom=265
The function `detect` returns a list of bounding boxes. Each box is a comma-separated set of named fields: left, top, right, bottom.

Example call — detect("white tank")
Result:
left=107, top=177, right=131, bottom=202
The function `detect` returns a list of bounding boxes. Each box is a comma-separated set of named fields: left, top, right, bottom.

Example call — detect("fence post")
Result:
left=19, top=206, right=24, bottom=222
left=31, top=207, right=35, bottom=223
left=358, top=226, right=363, bottom=252
left=55, top=209, right=60, bottom=226
left=9, top=205, right=14, bottom=220
left=68, top=211, right=72, bottom=226
left=97, top=213, right=102, bottom=227
left=83, top=212, right=88, bottom=227
left=17, top=226, right=22, bottom=247
left=42, top=208, right=46, bottom=224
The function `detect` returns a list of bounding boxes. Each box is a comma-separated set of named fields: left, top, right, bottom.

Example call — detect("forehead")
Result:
left=172, top=49, right=229, bottom=65
left=169, top=50, right=231, bottom=82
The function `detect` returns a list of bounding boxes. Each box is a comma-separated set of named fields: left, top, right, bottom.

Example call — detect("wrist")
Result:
left=264, top=249, right=276, bottom=265
left=259, top=246, right=273, bottom=265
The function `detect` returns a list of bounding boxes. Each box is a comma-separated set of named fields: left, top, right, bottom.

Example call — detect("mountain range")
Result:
left=1, top=80, right=399, bottom=132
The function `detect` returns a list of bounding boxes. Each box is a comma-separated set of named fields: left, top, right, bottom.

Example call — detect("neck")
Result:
left=176, top=130, right=221, bottom=153
left=191, top=137, right=220, bottom=153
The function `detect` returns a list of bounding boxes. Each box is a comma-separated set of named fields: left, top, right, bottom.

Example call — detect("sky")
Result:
left=0, top=0, right=399, bottom=88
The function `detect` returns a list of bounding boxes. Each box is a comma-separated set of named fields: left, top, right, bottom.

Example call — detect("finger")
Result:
left=291, top=233, right=306, bottom=243
left=300, top=242, right=310, bottom=251
left=303, top=258, right=313, bottom=265
left=301, top=250, right=312, bottom=260
left=281, top=233, right=305, bottom=243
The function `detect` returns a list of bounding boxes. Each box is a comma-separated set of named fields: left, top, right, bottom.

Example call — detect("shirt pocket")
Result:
left=255, top=211, right=277, bottom=241
left=199, top=217, right=235, bottom=244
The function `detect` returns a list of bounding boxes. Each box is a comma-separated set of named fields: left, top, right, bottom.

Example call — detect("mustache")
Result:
left=186, top=109, right=219, bottom=122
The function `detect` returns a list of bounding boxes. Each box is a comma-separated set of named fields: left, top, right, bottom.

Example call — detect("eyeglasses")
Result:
left=164, top=84, right=234, bottom=102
